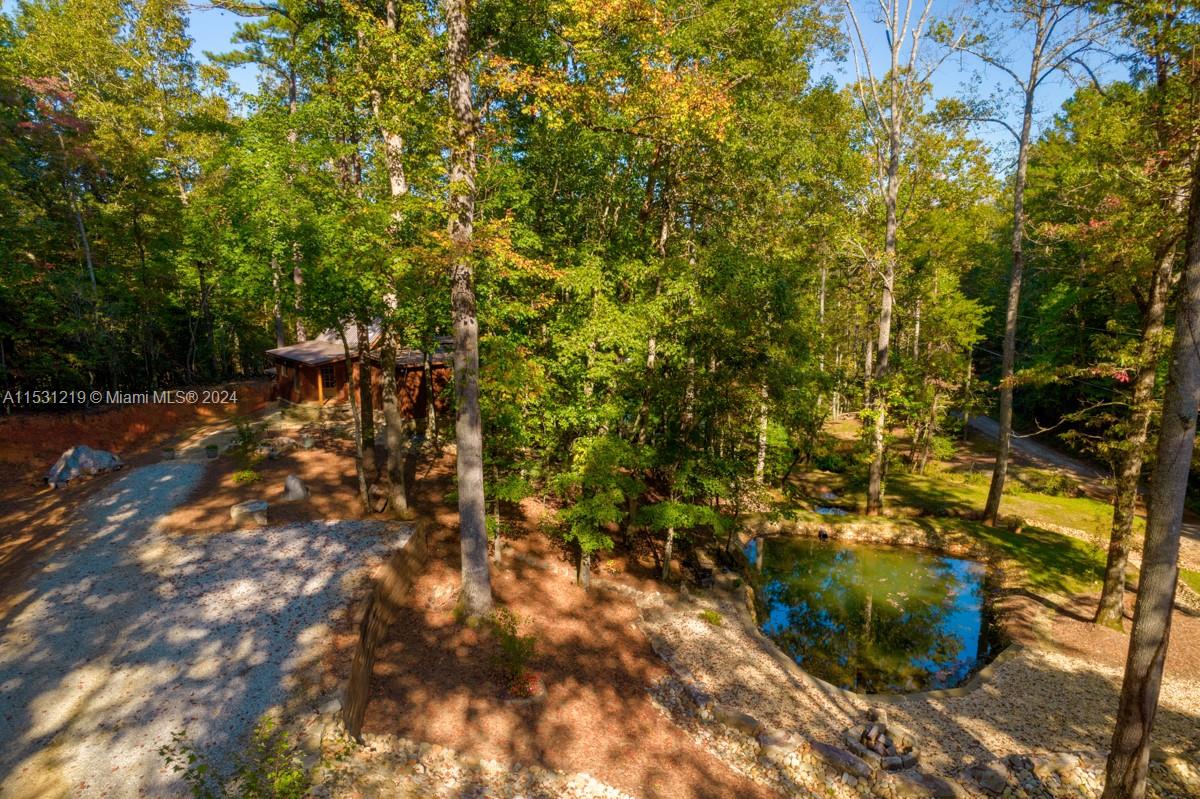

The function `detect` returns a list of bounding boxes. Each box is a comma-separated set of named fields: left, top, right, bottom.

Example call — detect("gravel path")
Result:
left=641, top=594, right=1200, bottom=778
left=966, top=416, right=1107, bottom=483
left=0, top=459, right=407, bottom=799
left=967, top=415, right=1200, bottom=569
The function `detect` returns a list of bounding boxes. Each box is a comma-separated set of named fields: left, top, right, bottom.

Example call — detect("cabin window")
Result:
left=320, top=365, right=336, bottom=388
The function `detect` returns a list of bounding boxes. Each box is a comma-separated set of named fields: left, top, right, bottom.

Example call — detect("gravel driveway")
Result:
left=0, top=459, right=406, bottom=798
left=967, top=415, right=1200, bottom=571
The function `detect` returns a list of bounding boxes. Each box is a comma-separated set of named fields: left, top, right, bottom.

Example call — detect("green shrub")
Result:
left=233, top=469, right=261, bottom=485
left=233, top=417, right=263, bottom=451
left=489, top=607, right=537, bottom=685
left=1016, top=468, right=1081, bottom=497
left=698, top=609, right=722, bottom=626
left=231, top=418, right=266, bottom=468
left=930, top=435, right=955, bottom=462
left=812, top=451, right=849, bottom=473
left=956, top=468, right=988, bottom=486
left=159, top=718, right=310, bottom=799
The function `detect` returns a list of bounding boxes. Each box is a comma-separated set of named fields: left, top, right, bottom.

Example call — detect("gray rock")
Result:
left=712, top=704, right=762, bottom=736
left=230, top=499, right=269, bottom=526
left=969, top=762, right=1012, bottom=796
left=1032, top=753, right=1079, bottom=779
left=882, top=755, right=903, bottom=771
left=283, top=474, right=310, bottom=501
left=890, top=771, right=968, bottom=799
left=844, top=735, right=883, bottom=766
left=811, top=741, right=873, bottom=780
left=301, top=435, right=316, bottom=449
left=45, top=444, right=125, bottom=488
left=757, top=730, right=802, bottom=759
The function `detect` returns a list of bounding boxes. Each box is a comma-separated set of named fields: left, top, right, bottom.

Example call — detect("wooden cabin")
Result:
left=267, top=326, right=452, bottom=417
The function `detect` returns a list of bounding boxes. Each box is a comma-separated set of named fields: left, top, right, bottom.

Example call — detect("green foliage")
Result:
left=1011, top=469, right=1082, bottom=498
left=488, top=607, right=537, bottom=684
left=637, top=500, right=723, bottom=535
left=554, top=435, right=643, bottom=556
left=158, top=718, right=310, bottom=799
left=1181, top=569, right=1200, bottom=597
left=698, top=609, right=722, bottom=626
left=812, top=449, right=850, bottom=474
left=232, top=469, right=261, bottom=485
left=232, top=418, right=264, bottom=452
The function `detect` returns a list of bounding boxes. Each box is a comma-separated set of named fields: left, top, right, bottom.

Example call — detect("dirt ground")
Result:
left=325, top=453, right=777, bottom=799
left=157, top=434, right=373, bottom=533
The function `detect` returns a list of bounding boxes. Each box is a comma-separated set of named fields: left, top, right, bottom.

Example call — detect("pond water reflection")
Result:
left=749, top=537, right=1005, bottom=694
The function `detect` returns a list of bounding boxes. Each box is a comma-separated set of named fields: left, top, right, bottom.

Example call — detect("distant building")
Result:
left=266, top=324, right=451, bottom=417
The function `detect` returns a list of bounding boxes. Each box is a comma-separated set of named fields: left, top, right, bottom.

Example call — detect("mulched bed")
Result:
left=1049, top=590, right=1200, bottom=680
left=325, top=454, right=778, bottom=799
left=158, top=440, right=372, bottom=534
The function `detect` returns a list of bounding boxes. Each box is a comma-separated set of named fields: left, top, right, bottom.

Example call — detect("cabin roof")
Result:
left=266, top=339, right=348, bottom=366
left=268, top=328, right=453, bottom=368
left=266, top=320, right=383, bottom=366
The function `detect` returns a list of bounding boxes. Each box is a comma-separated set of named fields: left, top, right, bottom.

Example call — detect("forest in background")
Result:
left=2, top=0, right=1196, bottom=498
left=0, top=0, right=1197, bottom=529
left=2, top=1, right=1200, bottom=793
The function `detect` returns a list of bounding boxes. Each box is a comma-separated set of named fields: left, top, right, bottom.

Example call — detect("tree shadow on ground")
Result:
left=352, top=540, right=777, bottom=799
left=0, top=460, right=404, bottom=798
left=344, top=455, right=776, bottom=799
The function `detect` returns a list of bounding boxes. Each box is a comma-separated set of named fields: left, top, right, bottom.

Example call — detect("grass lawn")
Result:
left=888, top=468, right=1128, bottom=542
left=1182, top=568, right=1200, bottom=596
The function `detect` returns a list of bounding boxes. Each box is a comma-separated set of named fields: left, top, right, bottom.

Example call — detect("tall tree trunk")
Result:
left=379, top=332, right=409, bottom=517
left=662, top=526, right=676, bottom=581
left=57, top=133, right=97, bottom=305
left=755, top=380, right=769, bottom=484
left=446, top=0, right=493, bottom=618
left=357, top=321, right=376, bottom=474
left=984, top=64, right=1039, bottom=525
left=70, top=196, right=97, bottom=303
left=912, top=297, right=921, bottom=358
left=340, top=329, right=370, bottom=509
left=272, top=256, right=285, bottom=348
left=492, top=478, right=503, bottom=565
left=423, top=349, right=438, bottom=444
left=865, top=259, right=892, bottom=515
left=293, top=257, right=306, bottom=342
left=577, top=544, right=591, bottom=589
left=1095, top=245, right=1175, bottom=628
left=198, top=261, right=218, bottom=379
left=866, top=209, right=897, bottom=514
left=864, top=23, right=908, bottom=517
left=1102, top=155, right=1200, bottom=799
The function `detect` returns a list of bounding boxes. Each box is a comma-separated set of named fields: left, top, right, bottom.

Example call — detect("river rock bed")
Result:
left=309, top=729, right=635, bottom=799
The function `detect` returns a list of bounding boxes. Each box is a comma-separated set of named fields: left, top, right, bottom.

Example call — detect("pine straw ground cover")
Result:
left=321, top=453, right=777, bottom=799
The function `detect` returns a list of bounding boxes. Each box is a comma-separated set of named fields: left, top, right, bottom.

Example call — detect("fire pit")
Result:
left=843, top=708, right=919, bottom=771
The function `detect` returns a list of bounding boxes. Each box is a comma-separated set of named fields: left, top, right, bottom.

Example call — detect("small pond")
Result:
left=748, top=537, right=1006, bottom=694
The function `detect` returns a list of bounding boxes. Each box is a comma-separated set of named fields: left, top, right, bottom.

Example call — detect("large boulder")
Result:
left=45, top=445, right=124, bottom=488
left=282, top=474, right=309, bottom=501
left=230, top=499, right=269, bottom=526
